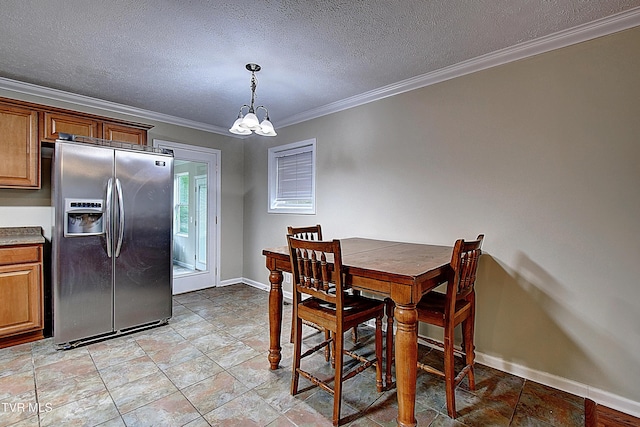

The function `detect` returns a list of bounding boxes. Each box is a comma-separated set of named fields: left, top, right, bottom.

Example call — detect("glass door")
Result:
left=153, top=140, right=220, bottom=294
left=172, top=160, right=207, bottom=276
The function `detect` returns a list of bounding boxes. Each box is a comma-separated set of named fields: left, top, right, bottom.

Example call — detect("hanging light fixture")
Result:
left=229, top=63, right=277, bottom=137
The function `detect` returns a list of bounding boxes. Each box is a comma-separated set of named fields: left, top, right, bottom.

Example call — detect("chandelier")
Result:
left=229, top=63, right=277, bottom=136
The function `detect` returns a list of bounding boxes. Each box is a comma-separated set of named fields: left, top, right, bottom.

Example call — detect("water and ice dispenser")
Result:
left=64, top=198, right=104, bottom=236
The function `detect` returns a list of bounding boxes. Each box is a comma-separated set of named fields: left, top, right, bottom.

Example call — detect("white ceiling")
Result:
left=1, top=1, right=639, bottom=136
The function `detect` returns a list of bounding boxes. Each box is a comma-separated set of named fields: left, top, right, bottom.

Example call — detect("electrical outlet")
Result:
left=283, top=272, right=292, bottom=284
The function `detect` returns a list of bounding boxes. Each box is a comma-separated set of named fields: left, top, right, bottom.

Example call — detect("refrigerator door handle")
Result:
left=114, top=178, right=125, bottom=257
left=105, top=178, right=113, bottom=258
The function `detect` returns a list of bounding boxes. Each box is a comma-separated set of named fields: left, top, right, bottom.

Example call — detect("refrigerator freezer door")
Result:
left=113, top=149, right=173, bottom=331
left=53, top=142, right=115, bottom=344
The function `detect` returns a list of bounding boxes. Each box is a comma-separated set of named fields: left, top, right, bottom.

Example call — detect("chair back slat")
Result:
left=321, top=254, right=330, bottom=292
left=449, top=234, right=484, bottom=301
left=288, top=224, right=323, bottom=241
left=288, top=236, right=343, bottom=307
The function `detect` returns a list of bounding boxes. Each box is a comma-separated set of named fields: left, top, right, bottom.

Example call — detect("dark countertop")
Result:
left=0, top=227, right=45, bottom=246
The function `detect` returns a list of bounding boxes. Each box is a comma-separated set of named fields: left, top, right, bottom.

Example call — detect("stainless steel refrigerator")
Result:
left=52, top=136, right=173, bottom=348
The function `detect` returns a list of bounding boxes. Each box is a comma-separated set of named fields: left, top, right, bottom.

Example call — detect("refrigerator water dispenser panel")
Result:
left=64, top=198, right=104, bottom=236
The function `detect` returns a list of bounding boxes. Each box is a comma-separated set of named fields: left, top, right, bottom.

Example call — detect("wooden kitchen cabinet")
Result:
left=40, top=112, right=150, bottom=145
left=0, top=240, right=44, bottom=348
left=0, top=103, right=40, bottom=188
left=103, top=122, right=148, bottom=145
left=0, top=96, right=153, bottom=189
left=40, top=111, right=100, bottom=143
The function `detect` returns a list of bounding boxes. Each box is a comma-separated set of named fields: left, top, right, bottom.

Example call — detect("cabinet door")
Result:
left=0, top=263, right=43, bottom=337
left=0, top=104, right=39, bottom=188
left=41, top=111, right=99, bottom=143
left=103, top=122, right=147, bottom=145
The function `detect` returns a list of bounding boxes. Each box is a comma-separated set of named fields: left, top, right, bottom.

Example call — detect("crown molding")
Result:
left=0, top=77, right=230, bottom=135
left=278, top=6, right=640, bottom=128
left=1, top=7, right=638, bottom=135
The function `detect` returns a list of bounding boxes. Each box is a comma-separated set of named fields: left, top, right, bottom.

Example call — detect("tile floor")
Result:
left=0, top=284, right=585, bottom=427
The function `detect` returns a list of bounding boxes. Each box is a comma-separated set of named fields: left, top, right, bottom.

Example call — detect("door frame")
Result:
left=153, top=139, right=221, bottom=294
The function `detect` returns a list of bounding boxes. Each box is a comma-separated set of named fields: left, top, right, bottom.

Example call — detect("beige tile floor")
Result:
left=0, top=284, right=584, bottom=427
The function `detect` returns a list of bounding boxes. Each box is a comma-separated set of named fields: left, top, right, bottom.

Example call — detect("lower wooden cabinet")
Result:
left=0, top=244, right=44, bottom=348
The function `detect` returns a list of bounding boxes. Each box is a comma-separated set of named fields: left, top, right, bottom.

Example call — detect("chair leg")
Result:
left=462, top=316, right=476, bottom=390
left=385, top=298, right=395, bottom=389
left=443, top=325, right=457, bottom=418
left=290, top=311, right=294, bottom=343
left=325, top=329, right=332, bottom=362
left=331, top=333, right=336, bottom=368
left=351, top=290, right=361, bottom=343
left=375, top=316, right=383, bottom=392
left=291, top=317, right=303, bottom=396
left=293, top=316, right=332, bottom=362
left=333, top=327, right=344, bottom=426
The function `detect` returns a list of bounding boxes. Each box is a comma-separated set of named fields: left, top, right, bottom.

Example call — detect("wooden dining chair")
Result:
left=288, top=236, right=385, bottom=426
left=416, top=234, right=484, bottom=419
left=287, top=225, right=359, bottom=356
left=287, top=225, right=330, bottom=358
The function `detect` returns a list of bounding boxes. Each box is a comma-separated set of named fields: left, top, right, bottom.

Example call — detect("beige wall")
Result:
left=243, top=27, right=640, bottom=406
left=0, top=90, right=245, bottom=281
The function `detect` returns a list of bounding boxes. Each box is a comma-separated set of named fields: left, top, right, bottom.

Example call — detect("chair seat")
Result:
left=416, top=292, right=473, bottom=326
left=299, top=296, right=386, bottom=332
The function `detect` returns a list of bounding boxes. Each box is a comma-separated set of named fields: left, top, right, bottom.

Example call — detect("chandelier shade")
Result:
left=229, top=63, right=277, bottom=137
left=255, top=118, right=276, bottom=136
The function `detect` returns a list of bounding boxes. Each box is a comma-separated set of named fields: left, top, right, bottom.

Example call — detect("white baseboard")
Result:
left=241, top=277, right=271, bottom=292
left=586, top=388, right=640, bottom=418
left=242, top=277, right=292, bottom=299
left=220, top=277, right=250, bottom=288
left=239, top=278, right=640, bottom=418
left=476, top=351, right=640, bottom=418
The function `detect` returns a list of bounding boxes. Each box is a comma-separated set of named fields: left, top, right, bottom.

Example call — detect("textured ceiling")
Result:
left=1, top=1, right=639, bottom=136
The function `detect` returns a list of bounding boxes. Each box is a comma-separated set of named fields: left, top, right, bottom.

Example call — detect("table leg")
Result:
left=268, top=269, right=283, bottom=370
left=394, top=302, right=418, bottom=427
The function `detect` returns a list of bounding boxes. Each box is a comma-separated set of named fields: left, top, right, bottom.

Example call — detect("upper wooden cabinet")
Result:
left=40, top=112, right=150, bottom=145
left=0, top=96, right=153, bottom=188
left=41, top=111, right=100, bottom=143
left=0, top=103, right=40, bottom=189
left=103, top=122, right=147, bottom=146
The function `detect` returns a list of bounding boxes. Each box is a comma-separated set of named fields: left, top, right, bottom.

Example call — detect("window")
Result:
left=268, top=139, right=316, bottom=214
left=175, top=172, right=189, bottom=235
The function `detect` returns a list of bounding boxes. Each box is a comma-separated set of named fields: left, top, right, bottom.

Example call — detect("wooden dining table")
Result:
left=263, top=237, right=454, bottom=427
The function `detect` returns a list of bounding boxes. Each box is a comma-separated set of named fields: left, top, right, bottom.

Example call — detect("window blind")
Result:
left=276, top=150, right=313, bottom=201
